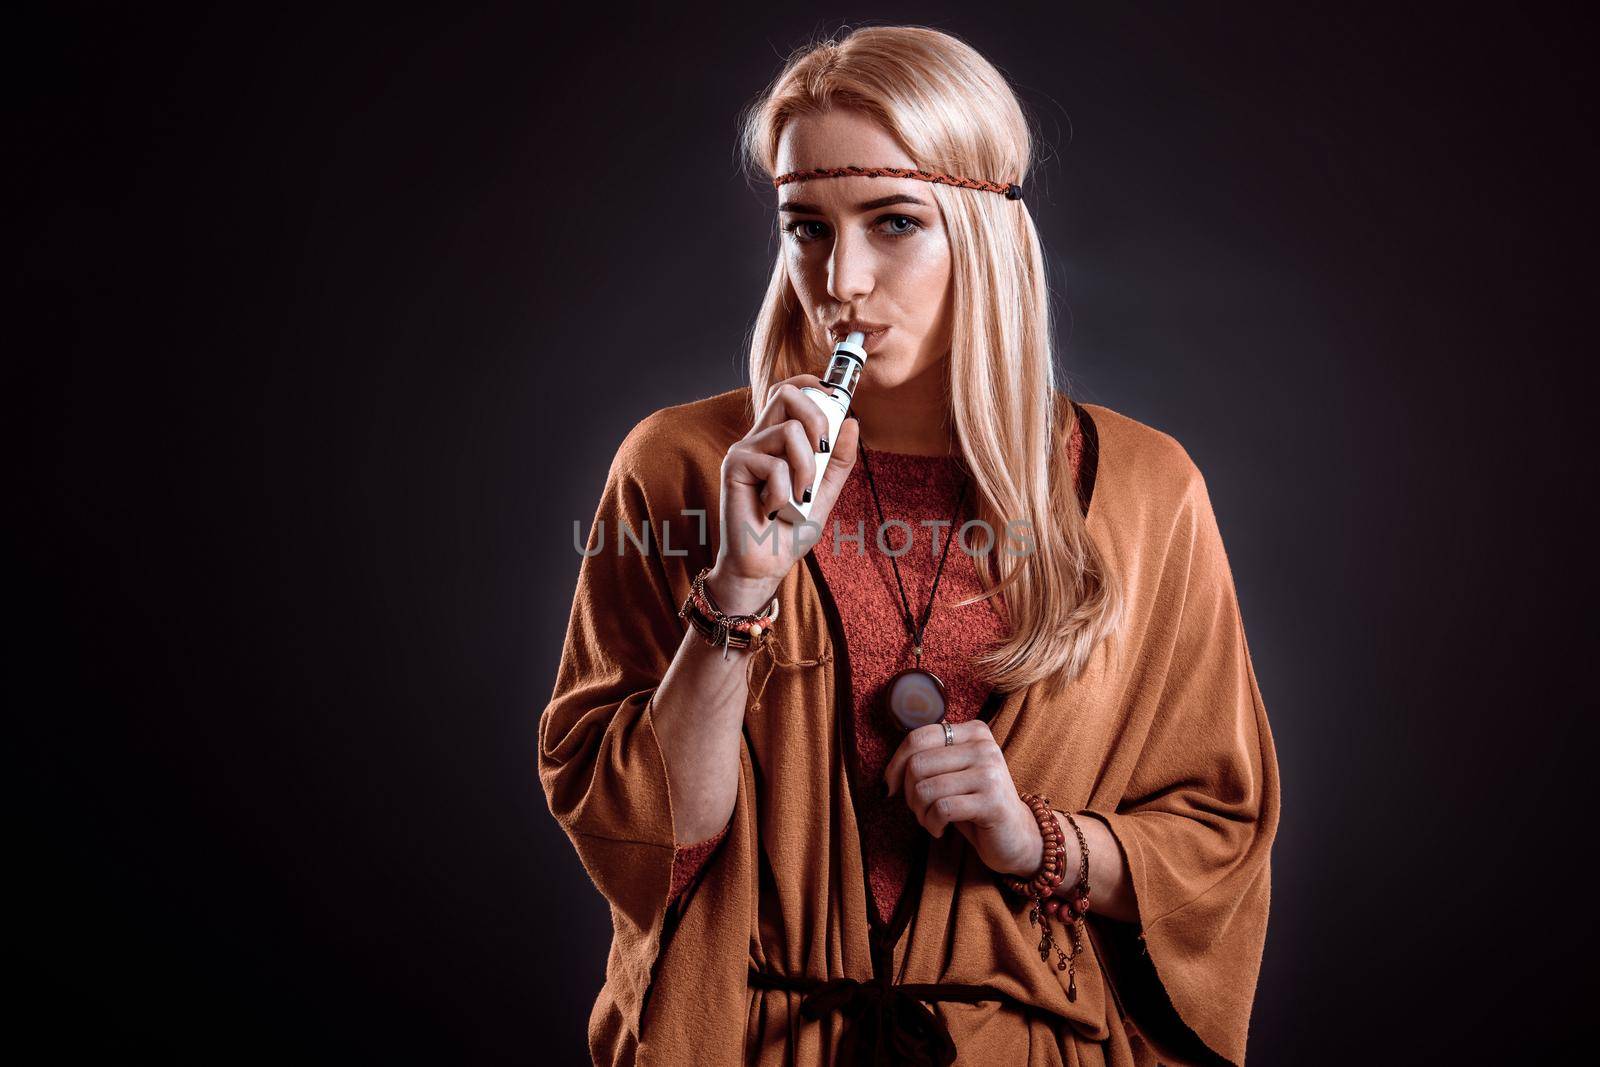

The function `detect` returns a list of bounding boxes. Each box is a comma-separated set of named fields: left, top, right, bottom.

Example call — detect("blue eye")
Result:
left=879, top=215, right=920, bottom=238
left=781, top=220, right=828, bottom=241
left=781, top=214, right=925, bottom=243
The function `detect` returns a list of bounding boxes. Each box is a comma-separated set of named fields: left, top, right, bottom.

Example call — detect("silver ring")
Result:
left=942, top=721, right=955, bottom=746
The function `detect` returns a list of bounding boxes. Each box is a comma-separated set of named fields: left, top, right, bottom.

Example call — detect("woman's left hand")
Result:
left=883, top=719, right=1042, bottom=878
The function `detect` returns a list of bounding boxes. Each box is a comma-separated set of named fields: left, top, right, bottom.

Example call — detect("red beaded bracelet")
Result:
left=1001, top=792, right=1068, bottom=898
left=999, top=792, right=1094, bottom=1001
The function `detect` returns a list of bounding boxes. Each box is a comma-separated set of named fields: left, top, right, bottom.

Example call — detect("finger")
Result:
left=753, top=381, right=830, bottom=449
left=888, top=742, right=980, bottom=799
left=919, top=790, right=988, bottom=839
left=885, top=720, right=983, bottom=796
left=907, top=766, right=990, bottom=824
left=884, top=723, right=938, bottom=797
left=806, top=415, right=860, bottom=522
left=764, top=374, right=824, bottom=411
left=881, top=727, right=924, bottom=798
left=740, top=421, right=818, bottom=506
left=724, top=449, right=795, bottom=528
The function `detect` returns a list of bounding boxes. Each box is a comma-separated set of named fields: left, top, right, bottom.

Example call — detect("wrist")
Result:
left=705, top=566, right=777, bottom=615
left=1052, top=811, right=1084, bottom=892
left=1004, top=795, right=1048, bottom=879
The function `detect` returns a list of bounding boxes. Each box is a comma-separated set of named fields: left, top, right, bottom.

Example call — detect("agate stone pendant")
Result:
left=886, top=667, right=949, bottom=731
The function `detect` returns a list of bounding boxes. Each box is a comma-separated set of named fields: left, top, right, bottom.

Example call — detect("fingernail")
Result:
left=802, top=488, right=812, bottom=503
left=820, top=437, right=830, bottom=453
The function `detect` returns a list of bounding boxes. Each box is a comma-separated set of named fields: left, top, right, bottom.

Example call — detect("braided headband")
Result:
left=773, top=165, right=1023, bottom=201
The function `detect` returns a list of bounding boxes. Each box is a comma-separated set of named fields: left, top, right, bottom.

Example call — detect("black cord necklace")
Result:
left=857, top=440, right=970, bottom=732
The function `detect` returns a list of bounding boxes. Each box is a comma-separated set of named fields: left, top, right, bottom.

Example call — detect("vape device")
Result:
left=775, top=331, right=867, bottom=525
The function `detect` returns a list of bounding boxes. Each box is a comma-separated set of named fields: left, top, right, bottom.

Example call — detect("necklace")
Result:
left=856, top=441, right=971, bottom=732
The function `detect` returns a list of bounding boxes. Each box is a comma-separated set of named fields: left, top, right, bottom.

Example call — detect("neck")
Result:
left=848, top=356, right=954, bottom=456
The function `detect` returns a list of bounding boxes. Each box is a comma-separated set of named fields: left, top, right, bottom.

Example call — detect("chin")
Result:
left=868, top=343, right=943, bottom=381
left=858, top=354, right=914, bottom=389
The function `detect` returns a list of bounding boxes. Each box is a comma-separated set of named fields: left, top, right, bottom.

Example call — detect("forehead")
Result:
left=775, top=109, right=925, bottom=206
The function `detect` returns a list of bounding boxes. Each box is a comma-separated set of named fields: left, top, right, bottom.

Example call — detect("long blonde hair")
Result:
left=736, top=25, right=1125, bottom=691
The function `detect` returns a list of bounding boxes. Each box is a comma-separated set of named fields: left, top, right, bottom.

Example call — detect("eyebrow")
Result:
left=777, top=194, right=931, bottom=214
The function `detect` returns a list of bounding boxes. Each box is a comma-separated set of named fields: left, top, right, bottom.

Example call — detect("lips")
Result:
left=829, top=320, right=889, bottom=342
left=852, top=326, right=890, bottom=354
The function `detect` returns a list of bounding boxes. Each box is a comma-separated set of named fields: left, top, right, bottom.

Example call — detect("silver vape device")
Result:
left=777, top=331, right=867, bottom=525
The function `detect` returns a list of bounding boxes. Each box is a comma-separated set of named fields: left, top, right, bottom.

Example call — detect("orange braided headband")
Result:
left=773, top=165, right=1023, bottom=201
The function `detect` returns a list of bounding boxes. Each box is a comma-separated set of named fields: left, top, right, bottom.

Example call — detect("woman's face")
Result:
left=774, top=109, right=953, bottom=390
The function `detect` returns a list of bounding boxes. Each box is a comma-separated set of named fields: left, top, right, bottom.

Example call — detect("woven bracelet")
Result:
left=677, top=566, right=779, bottom=659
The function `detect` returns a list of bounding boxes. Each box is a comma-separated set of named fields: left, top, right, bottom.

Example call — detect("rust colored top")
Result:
left=667, top=421, right=1085, bottom=918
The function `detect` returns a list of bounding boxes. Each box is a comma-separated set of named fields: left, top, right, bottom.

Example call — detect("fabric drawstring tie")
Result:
left=749, top=967, right=1013, bottom=1067
left=799, top=976, right=953, bottom=1066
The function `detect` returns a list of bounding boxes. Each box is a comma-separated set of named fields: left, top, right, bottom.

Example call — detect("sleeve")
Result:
left=669, top=823, right=731, bottom=906
left=535, top=429, right=715, bottom=1043
left=1084, top=464, right=1282, bottom=1067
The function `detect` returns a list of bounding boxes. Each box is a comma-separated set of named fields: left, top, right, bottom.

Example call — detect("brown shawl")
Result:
left=538, top=386, right=1281, bottom=1066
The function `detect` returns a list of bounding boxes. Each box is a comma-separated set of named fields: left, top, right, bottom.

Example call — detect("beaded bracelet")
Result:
left=678, top=566, right=780, bottom=659
left=999, top=792, right=1093, bottom=1001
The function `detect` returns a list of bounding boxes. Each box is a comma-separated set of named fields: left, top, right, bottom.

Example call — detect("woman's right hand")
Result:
left=707, top=374, right=861, bottom=614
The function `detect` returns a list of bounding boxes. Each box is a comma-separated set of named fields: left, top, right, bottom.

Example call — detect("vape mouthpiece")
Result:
left=846, top=331, right=866, bottom=347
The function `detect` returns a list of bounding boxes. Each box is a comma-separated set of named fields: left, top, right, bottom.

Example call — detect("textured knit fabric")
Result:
left=539, top=386, right=1280, bottom=1067
left=666, top=424, right=1085, bottom=921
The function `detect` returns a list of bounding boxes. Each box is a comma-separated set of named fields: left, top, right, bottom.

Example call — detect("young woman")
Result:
left=540, top=25, right=1280, bottom=1067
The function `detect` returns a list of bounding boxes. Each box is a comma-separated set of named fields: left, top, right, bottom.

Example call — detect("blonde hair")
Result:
left=736, top=25, right=1125, bottom=691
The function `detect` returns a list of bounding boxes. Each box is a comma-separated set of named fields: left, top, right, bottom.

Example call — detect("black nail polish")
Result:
left=802, top=488, right=812, bottom=503
left=820, top=437, right=830, bottom=453
left=767, top=509, right=779, bottom=520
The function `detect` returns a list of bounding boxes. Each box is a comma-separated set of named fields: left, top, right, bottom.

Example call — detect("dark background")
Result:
left=18, top=2, right=1592, bottom=1063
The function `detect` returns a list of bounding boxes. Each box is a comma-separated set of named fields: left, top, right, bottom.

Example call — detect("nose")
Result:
left=826, top=224, right=875, bottom=304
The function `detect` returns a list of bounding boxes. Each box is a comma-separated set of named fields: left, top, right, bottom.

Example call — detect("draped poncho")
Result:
left=538, top=386, right=1281, bottom=1066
